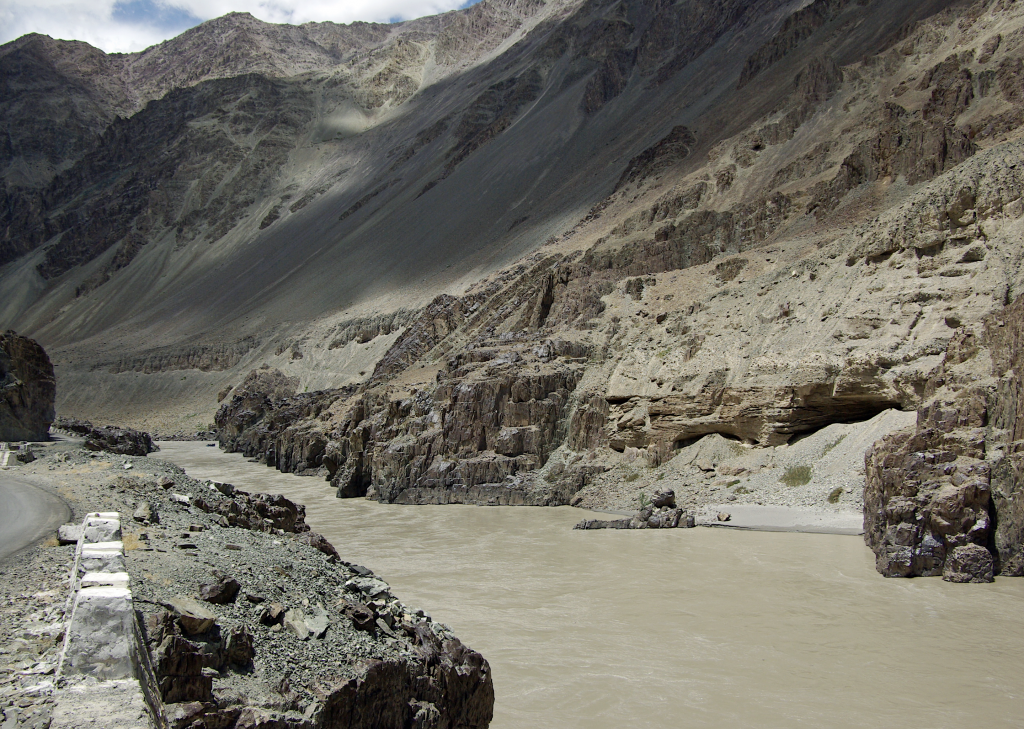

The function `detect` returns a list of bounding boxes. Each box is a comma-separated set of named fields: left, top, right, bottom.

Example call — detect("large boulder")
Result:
left=0, top=331, right=55, bottom=441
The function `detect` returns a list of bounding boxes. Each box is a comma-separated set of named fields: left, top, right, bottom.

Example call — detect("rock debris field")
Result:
left=1, top=439, right=493, bottom=728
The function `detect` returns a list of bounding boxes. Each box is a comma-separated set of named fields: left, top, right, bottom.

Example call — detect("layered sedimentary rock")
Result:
left=0, top=331, right=55, bottom=441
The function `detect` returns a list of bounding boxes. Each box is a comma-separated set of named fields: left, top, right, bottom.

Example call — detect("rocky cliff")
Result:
left=0, top=330, right=55, bottom=441
left=865, top=289, right=1024, bottom=581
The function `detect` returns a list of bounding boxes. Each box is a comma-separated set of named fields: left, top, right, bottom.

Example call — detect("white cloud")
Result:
left=0, top=0, right=477, bottom=54
left=1, top=1, right=176, bottom=53
left=168, top=0, right=469, bottom=25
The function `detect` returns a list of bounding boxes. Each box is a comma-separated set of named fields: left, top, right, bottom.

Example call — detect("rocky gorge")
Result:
left=1, top=0, right=1023, bottom=611
left=4, top=6, right=1024, bottom=729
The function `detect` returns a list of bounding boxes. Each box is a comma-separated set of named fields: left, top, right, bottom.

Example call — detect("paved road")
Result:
left=0, top=472, right=70, bottom=562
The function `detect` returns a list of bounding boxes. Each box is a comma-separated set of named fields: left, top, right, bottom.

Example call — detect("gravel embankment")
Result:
left=2, top=440, right=494, bottom=728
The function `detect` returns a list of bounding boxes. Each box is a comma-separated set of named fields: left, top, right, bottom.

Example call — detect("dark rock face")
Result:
left=217, top=347, right=587, bottom=506
left=0, top=331, right=55, bottom=442
left=193, top=490, right=310, bottom=534
left=319, top=637, right=494, bottom=729
left=365, top=365, right=582, bottom=504
left=808, top=102, right=976, bottom=218
left=215, top=367, right=345, bottom=477
left=54, top=416, right=156, bottom=456
left=865, top=293, right=1024, bottom=580
left=737, top=0, right=848, bottom=88
left=863, top=401, right=992, bottom=581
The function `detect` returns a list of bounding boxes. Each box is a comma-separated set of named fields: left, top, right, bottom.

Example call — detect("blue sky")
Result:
left=0, top=0, right=482, bottom=53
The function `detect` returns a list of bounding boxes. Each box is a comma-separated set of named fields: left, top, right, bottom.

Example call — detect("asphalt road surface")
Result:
left=0, top=472, right=70, bottom=563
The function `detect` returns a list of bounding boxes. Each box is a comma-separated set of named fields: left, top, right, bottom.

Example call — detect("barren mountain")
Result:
left=4, top=0, right=1024, bottom=577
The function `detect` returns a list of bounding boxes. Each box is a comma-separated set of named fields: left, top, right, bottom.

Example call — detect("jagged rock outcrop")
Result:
left=865, top=292, right=1024, bottom=580
left=327, top=311, right=415, bottom=350
left=236, top=366, right=300, bottom=400
left=216, top=337, right=593, bottom=505
left=0, top=331, right=55, bottom=442
left=808, top=102, right=976, bottom=218
left=192, top=488, right=313, bottom=534
left=53, top=416, right=156, bottom=456
left=318, top=639, right=494, bottom=729
left=216, top=367, right=348, bottom=475
left=864, top=397, right=994, bottom=581
left=113, top=460, right=495, bottom=729
left=737, top=0, right=849, bottom=88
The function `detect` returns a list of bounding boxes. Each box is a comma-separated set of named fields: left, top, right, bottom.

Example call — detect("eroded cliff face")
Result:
left=218, top=348, right=590, bottom=505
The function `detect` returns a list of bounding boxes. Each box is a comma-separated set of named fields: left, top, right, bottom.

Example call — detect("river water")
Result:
left=156, top=442, right=1024, bottom=728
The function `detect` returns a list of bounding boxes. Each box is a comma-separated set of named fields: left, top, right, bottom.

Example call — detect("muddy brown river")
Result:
left=156, top=442, right=1024, bottom=728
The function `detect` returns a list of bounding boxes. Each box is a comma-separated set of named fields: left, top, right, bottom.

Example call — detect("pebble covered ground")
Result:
left=1, top=440, right=468, bottom=728
left=0, top=540, right=68, bottom=729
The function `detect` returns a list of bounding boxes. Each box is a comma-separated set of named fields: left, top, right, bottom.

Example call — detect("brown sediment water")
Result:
left=156, top=442, right=1024, bottom=728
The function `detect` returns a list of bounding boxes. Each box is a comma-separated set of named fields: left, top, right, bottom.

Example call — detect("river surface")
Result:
left=156, top=442, right=1024, bottom=728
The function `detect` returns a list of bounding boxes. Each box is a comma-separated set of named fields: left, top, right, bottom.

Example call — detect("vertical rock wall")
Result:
left=864, top=295, right=1024, bottom=581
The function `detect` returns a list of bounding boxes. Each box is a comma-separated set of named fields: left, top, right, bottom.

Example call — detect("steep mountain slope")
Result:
left=5, top=0, right=1024, bottom=579
left=2, top=1, right=962, bottom=390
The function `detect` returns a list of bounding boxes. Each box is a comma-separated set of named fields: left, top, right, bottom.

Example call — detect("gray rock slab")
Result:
left=305, top=607, right=330, bottom=639
left=58, top=524, right=82, bottom=544
left=283, top=609, right=310, bottom=640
